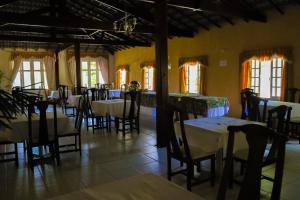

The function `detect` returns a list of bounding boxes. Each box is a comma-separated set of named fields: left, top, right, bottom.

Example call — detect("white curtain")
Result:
left=67, top=56, right=76, bottom=87
left=96, top=56, right=108, bottom=83
left=10, top=56, right=22, bottom=86
left=43, top=56, right=56, bottom=89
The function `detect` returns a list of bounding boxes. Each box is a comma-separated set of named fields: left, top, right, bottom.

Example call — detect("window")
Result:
left=250, top=57, right=283, bottom=99
left=13, top=60, right=48, bottom=89
left=81, top=60, right=104, bottom=87
left=119, top=69, right=127, bottom=87
left=143, top=67, right=155, bottom=90
left=185, top=63, right=200, bottom=94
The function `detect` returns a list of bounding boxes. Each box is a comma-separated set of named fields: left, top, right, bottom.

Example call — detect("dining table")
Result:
left=91, top=99, right=132, bottom=117
left=47, top=173, right=204, bottom=200
left=261, top=100, right=300, bottom=118
left=1, top=111, right=71, bottom=143
left=176, top=116, right=266, bottom=174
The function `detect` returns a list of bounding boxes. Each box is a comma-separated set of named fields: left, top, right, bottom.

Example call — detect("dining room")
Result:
left=0, top=1, right=300, bottom=200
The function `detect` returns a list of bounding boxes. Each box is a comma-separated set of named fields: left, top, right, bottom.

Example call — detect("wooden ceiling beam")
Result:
left=137, top=0, right=267, bottom=22
left=0, top=34, right=151, bottom=46
left=93, top=0, right=193, bottom=37
left=0, top=0, right=17, bottom=8
left=268, top=0, right=285, bottom=14
left=0, top=12, right=191, bottom=37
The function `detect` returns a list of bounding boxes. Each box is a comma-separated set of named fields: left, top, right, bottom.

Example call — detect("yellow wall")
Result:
left=115, top=6, right=300, bottom=117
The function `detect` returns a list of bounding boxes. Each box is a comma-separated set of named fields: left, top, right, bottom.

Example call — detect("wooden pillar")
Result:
left=155, top=0, right=169, bottom=147
left=74, top=42, right=81, bottom=94
left=55, top=51, right=60, bottom=89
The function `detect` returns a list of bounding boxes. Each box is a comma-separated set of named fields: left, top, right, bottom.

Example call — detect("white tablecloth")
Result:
left=109, top=89, right=121, bottom=98
left=91, top=99, right=132, bottom=117
left=49, top=90, right=73, bottom=100
left=177, top=117, right=265, bottom=154
left=48, top=173, right=204, bottom=200
left=1, top=112, right=71, bottom=142
left=261, top=100, right=300, bottom=118
left=67, top=95, right=82, bottom=107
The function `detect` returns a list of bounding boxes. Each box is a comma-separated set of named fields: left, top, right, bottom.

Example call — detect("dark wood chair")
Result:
left=217, top=124, right=287, bottom=200
left=166, top=103, right=216, bottom=191
left=115, top=90, right=141, bottom=136
left=58, top=96, right=83, bottom=155
left=26, top=101, right=60, bottom=170
left=58, top=85, right=76, bottom=117
left=0, top=139, right=18, bottom=166
left=230, top=106, right=291, bottom=189
left=181, top=96, right=198, bottom=119
left=285, top=88, right=300, bottom=143
left=73, top=86, right=87, bottom=95
left=241, top=88, right=256, bottom=119
left=246, top=95, right=268, bottom=122
left=285, top=88, right=300, bottom=103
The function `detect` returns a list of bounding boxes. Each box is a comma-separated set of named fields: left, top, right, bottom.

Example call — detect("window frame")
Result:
left=143, top=66, right=155, bottom=91
left=14, top=59, right=47, bottom=89
left=81, top=59, right=100, bottom=88
left=250, top=57, right=283, bottom=100
left=185, top=63, right=201, bottom=94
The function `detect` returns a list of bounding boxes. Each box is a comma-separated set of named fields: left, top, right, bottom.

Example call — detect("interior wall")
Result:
left=114, top=6, right=300, bottom=117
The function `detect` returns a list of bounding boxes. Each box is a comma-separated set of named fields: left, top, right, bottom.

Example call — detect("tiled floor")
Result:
left=0, top=108, right=300, bottom=199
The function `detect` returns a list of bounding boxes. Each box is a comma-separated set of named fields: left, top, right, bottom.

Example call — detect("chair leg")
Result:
left=167, top=154, right=172, bottom=181
left=122, top=119, right=126, bottom=137
left=14, top=143, right=19, bottom=167
left=136, top=118, right=140, bottom=134
left=115, top=118, right=119, bottom=134
left=210, top=156, right=215, bottom=186
left=55, top=141, right=60, bottom=166
left=129, top=120, right=133, bottom=132
left=86, top=116, right=89, bottom=131
left=78, top=134, right=82, bottom=156
left=196, top=161, right=202, bottom=173
left=187, top=163, right=193, bottom=191
left=229, top=160, right=234, bottom=188
left=92, top=117, right=95, bottom=134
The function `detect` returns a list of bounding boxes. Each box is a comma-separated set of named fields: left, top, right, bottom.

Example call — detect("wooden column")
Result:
left=55, top=51, right=59, bottom=88
left=74, top=42, right=81, bottom=94
left=155, top=0, right=169, bottom=147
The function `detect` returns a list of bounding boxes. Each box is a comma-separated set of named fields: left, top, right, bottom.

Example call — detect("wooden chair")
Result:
left=230, top=106, right=291, bottom=189
left=0, top=139, right=18, bottom=166
left=115, top=90, right=141, bottom=136
left=73, top=86, right=87, bottom=95
left=58, top=85, right=76, bottom=117
left=246, top=95, right=268, bottom=122
left=166, top=103, right=216, bottom=191
left=217, top=124, right=287, bottom=200
left=26, top=101, right=60, bottom=170
left=181, top=96, right=198, bottom=119
left=285, top=88, right=300, bottom=103
left=241, top=88, right=256, bottom=119
left=58, top=96, right=83, bottom=155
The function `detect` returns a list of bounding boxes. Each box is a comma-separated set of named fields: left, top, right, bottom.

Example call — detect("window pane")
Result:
left=255, top=69, right=259, bottom=77
left=23, top=71, right=31, bottom=87
left=188, top=64, right=199, bottom=93
left=13, top=72, right=21, bottom=87
left=272, top=88, right=276, bottom=96
left=272, top=79, right=276, bottom=87
left=277, top=78, right=281, bottom=87
left=81, top=61, right=88, bottom=70
left=277, top=68, right=282, bottom=77
left=33, top=61, right=41, bottom=70
left=23, top=61, right=30, bottom=70
left=255, top=87, right=259, bottom=93
left=34, top=72, right=41, bottom=88
left=90, top=61, right=96, bottom=70
left=277, top=59, right=282, bottom=67
left=251, top=69, right=255, bottom=76
left=148, top=68, right=154, bottom=90
left=272, top=68, right=276, bottom=77
left=120, top=70, right=127, bottom=85
left=91, top=70, right=97, bottom=86
left=82, top=71, right=88, bottom=87
left=277, top=88, right=281, bottom=96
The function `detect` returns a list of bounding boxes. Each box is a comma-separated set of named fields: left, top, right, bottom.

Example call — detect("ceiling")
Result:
left=0, top=0, right=298, bottom=53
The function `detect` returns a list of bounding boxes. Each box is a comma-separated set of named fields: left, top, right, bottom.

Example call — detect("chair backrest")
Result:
left=122, top=90, right=141, bottom=119
left=75, top=96, right=84, bottom=132
left=98, top=88, right=109, bottom=100
left=247, top=95, right=268, bottom=122
left=217, top=124, right=287, bottom=200
left=28, top=101, right=58, bottom=145
left=181, top=97, right=197, bottom=119
left=58, top=85, right=69, bottom=99
left=241, top=88, right=256, bottom=119
left=267, top=105, right=292, bottom=135
left=285, top=88, right=300, bottom=103
left=166, top=103, right=191, bottom=161
left=73, top=86, right=87, bottom=95
left=87, top=88, right=97, bottom=101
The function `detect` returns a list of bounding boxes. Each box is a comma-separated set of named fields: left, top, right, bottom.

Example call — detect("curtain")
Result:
left=199, top=66, right=206, bottom=95
left=96, top=56, right=108, bottom=83
left=67, top=57, right=76, bottom=87
left=43, top=56, right=56, bottom=89
left=115, top=70, right=120, bottom=89
left=10, top=56, right=22, bottom=86
left=240, top=60, right=252, bottom=90
left=180, top=65, right=187, bottom=94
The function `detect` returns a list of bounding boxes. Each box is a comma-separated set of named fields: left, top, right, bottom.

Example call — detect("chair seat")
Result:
left=290, top=117, right=300, bottom=123
left=59, top=128, right=79, bottom=137
left=234, top=148, right=270, bottom=162
left=173, top=145, right=215, bottom=160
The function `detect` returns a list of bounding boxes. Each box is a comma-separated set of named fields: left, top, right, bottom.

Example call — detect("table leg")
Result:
left=216, top=148, right=224, bottom=178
